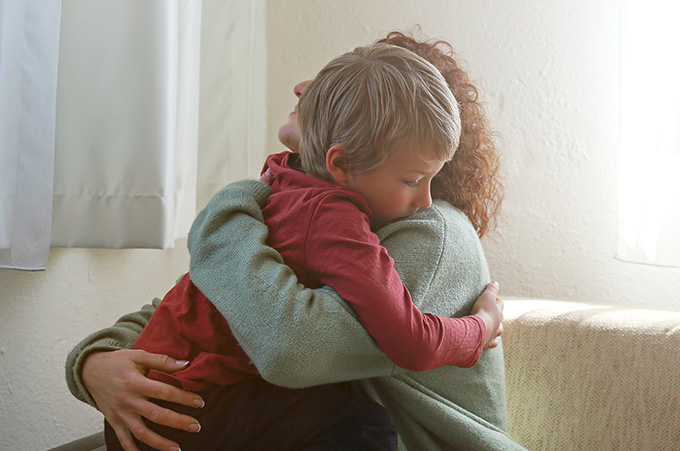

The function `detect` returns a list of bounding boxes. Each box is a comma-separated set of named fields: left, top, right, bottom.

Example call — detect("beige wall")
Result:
left=2, top=0, right=680, bottom=449
left=265, top=0, right=680, bottom=310
left=0, top=245, right=190, bottom=449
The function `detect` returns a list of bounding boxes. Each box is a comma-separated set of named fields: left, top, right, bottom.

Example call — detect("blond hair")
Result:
left=298, top=43, right=461, bottom=181
left=378, top=32, right=504, bottom=237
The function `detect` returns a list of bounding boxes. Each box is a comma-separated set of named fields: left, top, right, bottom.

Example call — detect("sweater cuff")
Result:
left=229, top=179, right=272, bottom=208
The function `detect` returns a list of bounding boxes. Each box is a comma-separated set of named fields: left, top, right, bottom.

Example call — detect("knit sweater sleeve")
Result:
left=188, top=180, right=397, bottom=387
left=188, top=180, right=477, bottom=387
left=64, top=297, right=161, bottom=407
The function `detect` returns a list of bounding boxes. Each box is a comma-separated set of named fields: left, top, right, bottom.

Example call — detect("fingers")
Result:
left=131, top=351, right=205, bottom=409
left=107, top=417, right=141, bottom=451
left=496, top=297, right=504, bottom=322
left=120, top=397, right=201, bottom=450
left=87, top=350, right=202, bottom=451
left=124, top=413, right=183, bottom=451
left=494, top=301, right=504, bottom=342
left=131, top=395, right=201, bottom=433
left=484, top=292, right=504, bottom=349
left=486, top=280, right=500, bottom=294
left=136, top=376, right=205, bottom=411
left=259, top=168, right=274, bottom=185
left=126, top=350, right=205, bottom=435
left=486, top=320, right=504, bottom=349
left=131, top=349, right=190, bottom=373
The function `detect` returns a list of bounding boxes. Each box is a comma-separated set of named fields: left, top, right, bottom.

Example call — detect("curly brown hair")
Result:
left=378, top=32, right=503, bottom=238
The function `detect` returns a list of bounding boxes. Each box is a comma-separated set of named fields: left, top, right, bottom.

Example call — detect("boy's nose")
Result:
left=413, top=185, right=433, bottom=209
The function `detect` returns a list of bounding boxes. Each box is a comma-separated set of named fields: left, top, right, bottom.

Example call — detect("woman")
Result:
left=66, top=32, right=523, bottom=451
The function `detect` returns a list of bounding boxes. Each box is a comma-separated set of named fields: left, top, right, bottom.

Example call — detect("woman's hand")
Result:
left=82, top=350, right=204, bottom=451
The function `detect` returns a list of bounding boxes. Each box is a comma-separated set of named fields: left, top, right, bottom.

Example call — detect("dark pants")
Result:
left=105, top=378, right=397, bottom=450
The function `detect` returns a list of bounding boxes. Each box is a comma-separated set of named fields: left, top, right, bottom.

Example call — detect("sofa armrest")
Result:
left=503, top=299, right=680, bottom=451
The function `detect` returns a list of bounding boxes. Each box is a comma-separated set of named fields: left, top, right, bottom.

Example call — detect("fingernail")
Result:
left=175, top=360, right=190, bottom=366
left=188, top=423, right=201, bottom=433
left=491, top=281, right=499, bottom=288
left=193, top=398, right=205, bottom=408
left=169, top=446, right=181, bottom=451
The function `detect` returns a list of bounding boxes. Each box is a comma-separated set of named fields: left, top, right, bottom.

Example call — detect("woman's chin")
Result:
left=277, top=123, right=300, bottom=152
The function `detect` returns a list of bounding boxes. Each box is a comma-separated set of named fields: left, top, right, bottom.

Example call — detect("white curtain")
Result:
left=196, top=0, right=266, bottom=209
left=0, top=0, right=267, bottom=269
left=0, top=0, right=62, bottom=270
left=1, top=0, right=264, bottom=270
left=51, top=0, right=203, bottom=250
left=617, top=0, right=680, bottom=267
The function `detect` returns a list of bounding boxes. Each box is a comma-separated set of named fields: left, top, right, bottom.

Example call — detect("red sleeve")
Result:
left=305, top=194, right=485, bottom=371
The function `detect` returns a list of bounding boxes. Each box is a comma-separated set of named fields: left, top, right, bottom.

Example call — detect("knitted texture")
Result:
left=188, top=180, right=525, bottom=450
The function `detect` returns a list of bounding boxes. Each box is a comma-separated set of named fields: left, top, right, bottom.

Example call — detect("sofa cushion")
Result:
left=503, top=300, right=680, bottom=451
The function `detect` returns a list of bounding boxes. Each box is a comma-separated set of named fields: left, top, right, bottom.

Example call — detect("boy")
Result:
left=106, top=43, right=502, bottom=450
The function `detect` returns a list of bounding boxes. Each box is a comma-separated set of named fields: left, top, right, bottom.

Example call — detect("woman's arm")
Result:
left=66, top=299, right=160, bottom=405
left=66, top=299, right=205, bottom=451
left=188, top=180, right=457, bottom=387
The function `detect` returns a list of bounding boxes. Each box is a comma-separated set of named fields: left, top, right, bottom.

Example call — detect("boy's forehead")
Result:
left=387, top=148, right=447, bottom=173
left=395, top=142, right=450, bottom=161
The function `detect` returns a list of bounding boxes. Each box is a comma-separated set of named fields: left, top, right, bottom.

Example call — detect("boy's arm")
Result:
left=305, top=197, right=485, bottom=371
left=65, top=298, right=161, bottom=406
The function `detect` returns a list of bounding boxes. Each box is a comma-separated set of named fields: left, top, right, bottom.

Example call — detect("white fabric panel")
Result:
left=617, top=0, right=680, bottom=267
left=1, top=0, right=264, bottom=267
left=174, top=0, right=202, bottom=240
left=197, top=0, right=264, bottom=210
left=51, top=0, right=202, bottom=249
left=0, top=0, right=62, bottom=270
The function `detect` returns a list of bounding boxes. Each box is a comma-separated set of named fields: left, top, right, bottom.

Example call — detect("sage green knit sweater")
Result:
left=66, top=180, right=525, bottom=451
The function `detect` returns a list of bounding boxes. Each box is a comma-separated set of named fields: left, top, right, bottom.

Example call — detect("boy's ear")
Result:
left=326, top=145, right=351, bottom=183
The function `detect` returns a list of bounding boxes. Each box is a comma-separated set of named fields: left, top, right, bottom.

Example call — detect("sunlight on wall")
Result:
left=617, top=0, right=680, bottom=267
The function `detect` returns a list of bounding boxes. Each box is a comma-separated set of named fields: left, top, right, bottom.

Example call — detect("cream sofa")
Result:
left=53, top=300, right=680, bottom=451
left=503, top=299, right=680, bottom=451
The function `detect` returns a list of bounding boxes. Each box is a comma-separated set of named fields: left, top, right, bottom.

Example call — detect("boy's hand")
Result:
left=470, top=281, right=504, bottom=349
